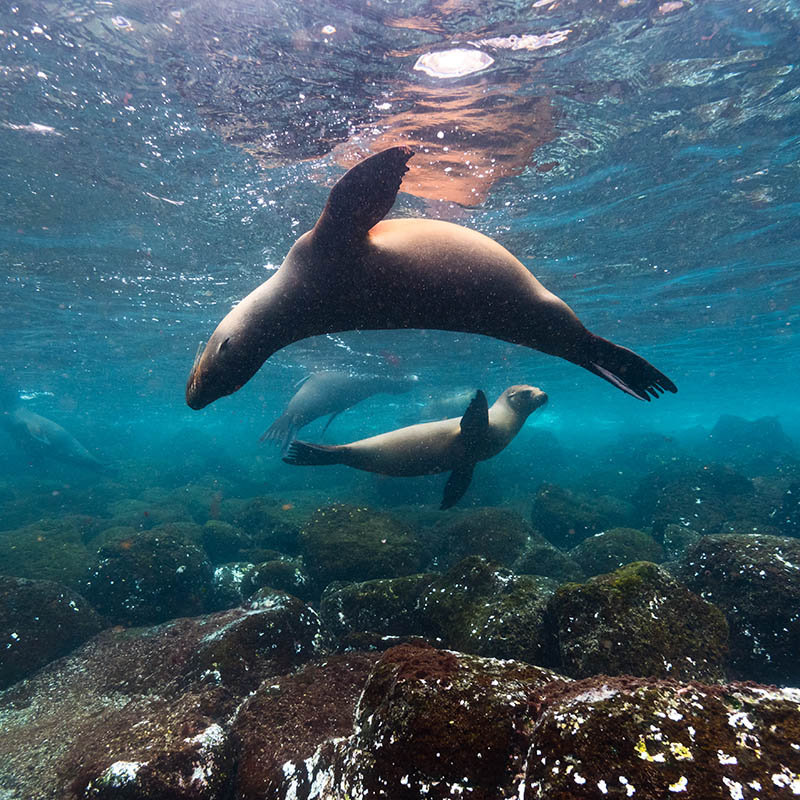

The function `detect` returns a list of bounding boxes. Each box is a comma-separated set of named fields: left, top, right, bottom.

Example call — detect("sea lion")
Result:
left=283, top=384, right=548, bottom=509
left=262, top=370, right=419, bottom=452
left=186, top=147, right=676, bottom=409
left=1, top=405, right=111, bottom=474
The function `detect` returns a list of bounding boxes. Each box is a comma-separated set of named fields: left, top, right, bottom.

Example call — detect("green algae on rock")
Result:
left=524, top=677, right=800, bottom=800
left=0, top=575, right=104, bottom=690
left=549, top=561, right=728, bottom=681
left=569, top=526, right=664, bottom=577
left=677, top=533, right=800, bottom=685
left=320, top=572, right=440, bottom=641
left=418, top=555, right=559, bottom=666
left=299, top=504, right=422, bottom=588
left=273, top=643, right=562, bottom=800
left=531, top=483, right=634, bottom=549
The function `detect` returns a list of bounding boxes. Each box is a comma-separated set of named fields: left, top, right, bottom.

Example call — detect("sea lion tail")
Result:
left=260, top=415, right=297, bottom=451
left=581, top=335, right=678, bottom=401
left=283, top=440, right=342, bottom=466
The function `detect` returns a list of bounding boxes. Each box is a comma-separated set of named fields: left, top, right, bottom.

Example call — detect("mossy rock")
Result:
left=435, top=507, right=532, bottom=568
left=201, top=519, right=252, bottom=564
left=677, top=533, right=800, bottom=684
left=219, top=497, right=300, bottom=554
left=569, top=527, right=664, bottom=576
left=418, top=556, right=559, bottom=666
left=0, top=517, right=98, bottom=588
left=319, top=573, right=440, bottom=640
left=514, top=535, right=585, bottom=583
left=549, top=561, right=728, bottom=681
left=532, top=483, right=634, bottom=549
left=82, top=530, right=214, bottom=626
left=299, top=504, right=422, bottom=589
left=241, top=558, right=313, bottom=602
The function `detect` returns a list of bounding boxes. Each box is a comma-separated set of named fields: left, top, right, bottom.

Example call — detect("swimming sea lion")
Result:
left=262, top=370, right=419, bottom=451
left=1, top=405, right=111, bottom=474
left=283, top=384, right=548, bottom=509
left=186, top=147, right=676, bottom=409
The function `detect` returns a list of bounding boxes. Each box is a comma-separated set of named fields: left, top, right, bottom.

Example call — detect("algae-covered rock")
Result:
left=524, top=677, right=800, bottom=800
left=319, top=573, right=439, bottom=641
left=531, top=483, right=634, bottom=548
left=418, top=556, right=559, bottom=666
left=210, top=561, right=254, bottom=609
left=273, top=643, right=561, bottom=800
left=435, top=507, right=532, bottom=567
left=219, top=497, right=299, bottom=554
left=569, top=526, right=664, bottom=576
left=513, top=535, right=586, bottom=583
left=549, top=561, right=728, bottom=681
left=634, top=462, right=778, bottom=537
left=677, top=533, right=800, bottom=684
left=200, top=519, right=252, bottom=564
left=241, top=558, right=313, bottom=602
left=83, top=530, right=214, bottom=626
left=662, top=522, right=702, bottom=561
left=0, top=516, right=101, bottom=588
left=0, top=575, right=104, bottom=690
left=195, top=590, right=325, bottom=693
left=299, top=504, right=422, bottom=588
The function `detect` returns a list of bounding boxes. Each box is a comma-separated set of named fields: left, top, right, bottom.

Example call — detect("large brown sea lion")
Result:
left=283, top=384, right=548, bottom=509
left=261, top=370, right=418, bottom=452
left=186, top=147, right=676, bottom=409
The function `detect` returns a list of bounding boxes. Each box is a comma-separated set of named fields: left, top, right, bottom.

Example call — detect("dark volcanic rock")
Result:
left=434, top=507, right=532, bottom=568
left=531, top=483, right=634, bottom=548
left=200, top=519, right=251, bottom=564
left=219, top=497, right=299, bottom=554
left=569, top=526, right=664, bottom=576
left=0, top=595, right=326, bottom=799
left=272, top=643, right=560, bottom=800
left=775, top=481, right=800, bottom=538
left=299, top=504, right=422, bottom=588
left=319, top=573, right=439, bottom=641
left=524, top=676, right=800, bottom=799
left=231, top=653, right=379, bottom=799
left=549, top=561, right=728, bottom=681
left=0, top=576, right=104, bottom=690
left=241, top=558, right=313, bottom=602
left=82, top=530, right=214, bottom=626
left=513, top=534, right=586, bottom=583
left=418, top=556, right=559, bottom=666
left=707, top=413, right=796, bottom=470
left=677, top=534, right=800, bottom=684
left=634, top=462, right=778, bottom=537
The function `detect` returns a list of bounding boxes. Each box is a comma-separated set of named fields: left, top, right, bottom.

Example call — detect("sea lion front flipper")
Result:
left=441, top=464, right=476, bottom=510
left=26, top=420, right=50, bottom=445
left=320, top=411, right=341, bottom=437
left=313, top=146, right=414, bottom=249
left=459, top=390, right=490, bottom=452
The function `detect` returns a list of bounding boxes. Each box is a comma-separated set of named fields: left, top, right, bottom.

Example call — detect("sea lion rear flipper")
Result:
left=260, top=414, right=297, bottom=453
left=459, top=390, right=490, bottom=452
left=313, top=146, right=414, bottom=248
left=581, top=335, right=678, bottom=401
left=441, top=464, right=476, bottom=510
left=283, top=440, right=342, bottom=466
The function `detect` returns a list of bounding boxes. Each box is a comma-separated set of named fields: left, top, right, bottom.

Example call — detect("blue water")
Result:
left=1, top=0, right=798, bottom=499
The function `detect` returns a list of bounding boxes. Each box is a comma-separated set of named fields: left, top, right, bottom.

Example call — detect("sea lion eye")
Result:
left=218, top=337, right=231, bottom=353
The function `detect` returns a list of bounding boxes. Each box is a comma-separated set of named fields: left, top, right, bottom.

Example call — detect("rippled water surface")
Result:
left=1, top=0, right=799, bottom=452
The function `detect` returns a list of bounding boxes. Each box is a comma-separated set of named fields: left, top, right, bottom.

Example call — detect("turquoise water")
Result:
left=1, top=0, right=798, bottom=498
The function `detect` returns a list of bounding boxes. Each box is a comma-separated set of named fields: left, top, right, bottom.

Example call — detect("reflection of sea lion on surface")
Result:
left=187, top=146, right=676, bottom=410
left=0, top=391, right=112, bottom=474
left=283, top=384, right=547, bottom=509
left=262, top=370, right=418, bottom=452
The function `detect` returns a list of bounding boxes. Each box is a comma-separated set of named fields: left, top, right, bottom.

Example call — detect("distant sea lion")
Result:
left=1, top=405, right=111, bottom=474
left=262, top=370, right=419, bottom=451
left=283, top=384, right=548, bottom=509
left=186, top=147, right=676, bottom=409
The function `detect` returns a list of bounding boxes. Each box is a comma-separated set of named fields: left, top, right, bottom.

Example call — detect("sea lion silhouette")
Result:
left=187, top=147, right=676, bottom=409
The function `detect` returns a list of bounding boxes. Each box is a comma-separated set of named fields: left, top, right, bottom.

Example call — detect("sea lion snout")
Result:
left=504, top=384, right=548, bottom=414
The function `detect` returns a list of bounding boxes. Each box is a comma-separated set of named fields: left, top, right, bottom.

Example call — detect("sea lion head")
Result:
left=500, top=384, right=548, bottom=417
left=186, top=323, right=265, bottom=410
